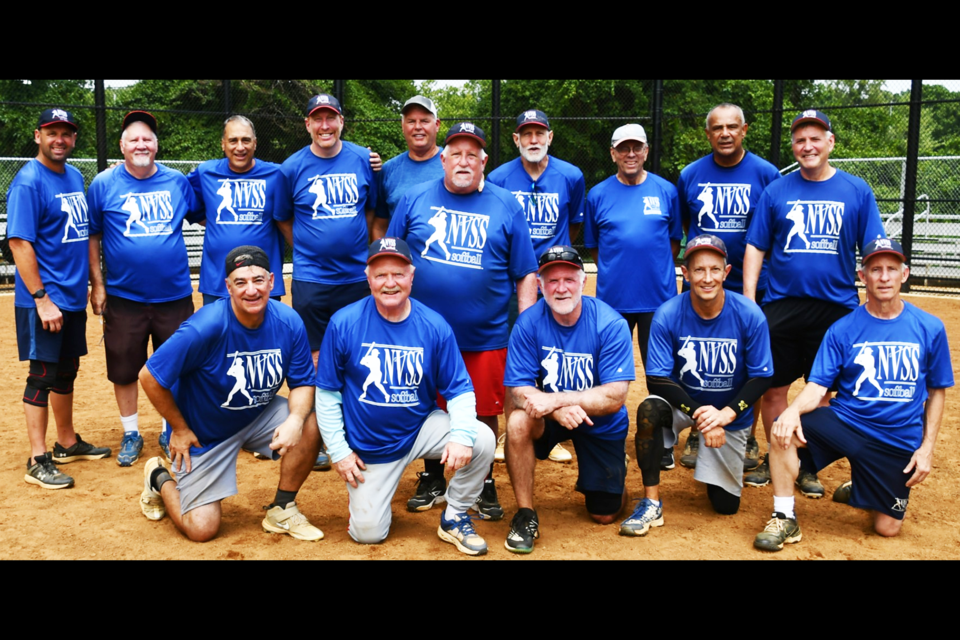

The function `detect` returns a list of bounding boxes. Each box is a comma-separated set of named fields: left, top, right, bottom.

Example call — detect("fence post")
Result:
left=334, top=80, right=345, bottom=108
left=94, top=79, right=108, bottom=174
left=651, top=79, right=663, bottom=175
left=223, top=79, right=232, bottom=117
left=769, top=79, right=784, bottom=167
left=901, top=80, right=923, bottom=293
left=491, top=79, right=501, bottom=168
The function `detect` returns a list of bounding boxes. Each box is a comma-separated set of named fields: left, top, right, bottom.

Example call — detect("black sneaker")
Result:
left=744, top=454, right=770, bottom=487
left=406, top=471, right=446, bottom=512
left=470, top=478, right=504, bottom=521
left=660, top=449, right=675, bottom=471
left=52, top=434, right=111, bottom=464
left=833, top=480, right=853, bottom=504
left=505, top=509, right=540, bottom=554
left=796, top=469, right=825, bottom=499
left=25, top=453, right=74, bottom=489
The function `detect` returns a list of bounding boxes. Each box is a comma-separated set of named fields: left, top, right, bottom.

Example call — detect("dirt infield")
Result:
left=2, top=281, right=959, bottom=560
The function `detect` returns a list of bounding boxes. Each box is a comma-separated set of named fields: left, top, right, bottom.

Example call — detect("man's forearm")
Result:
left=287, top=385, right=316, bottom=423
left=742, top=244, right=765, bottom=301
left=921, top=387, right=946, bottom=452
left=516, top=273, right=538, bottom=313
left=511, top=382, right=629, bottom=418
left=276, top=220, right=293, bottom=248
left=785, top=381, right=829, bottom=417
left=88, top=234, right=105, bottom=287
left=139, top=367, right=190, bottom=433
left=8, top=238, right=44, bottom=293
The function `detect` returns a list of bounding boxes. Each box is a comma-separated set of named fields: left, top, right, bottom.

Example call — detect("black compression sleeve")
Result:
left=724, top=376, right=773, bottom=417
left=646, top=375, right=702, bottom=417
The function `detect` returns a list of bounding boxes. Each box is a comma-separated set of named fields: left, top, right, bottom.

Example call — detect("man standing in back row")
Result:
left=742, top=110, right=886, bottom=496
left=674, top=103, right=780, bottom=470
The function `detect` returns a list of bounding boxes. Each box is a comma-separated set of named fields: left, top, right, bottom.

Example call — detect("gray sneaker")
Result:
left=743, top=435, right=760, bottom=471
left=679, top=431, right=699, bottom=469
left=25, top=453, right=74, bottom=489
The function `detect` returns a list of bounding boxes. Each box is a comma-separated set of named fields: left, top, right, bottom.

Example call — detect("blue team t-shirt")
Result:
left=677, top=151, right=780, bottom=293
left=809, top=302, right=954, bottom=452
left=583, top=173, right=683, bottom=313
left=279, top=141, right=377, bottom=285
left=146, top=299, right=314, bottom=456
left=187, top=158, right=291, bottom=297
left=88, top=163, right=202, bottom=303
left=504, top=296, right=635, bottom=440
left=6, top=159, right=90, bottom=311
left=375, top=149, right=444, bottom=220
left=646, top=291, right=774, bottom=431
left=745, top=169, right=886, bottom=309
left=487, top=155, right=586, bottom=258
left=315, top=297, right=474, bottom=464
left=386, top=178, right=538, bottom=351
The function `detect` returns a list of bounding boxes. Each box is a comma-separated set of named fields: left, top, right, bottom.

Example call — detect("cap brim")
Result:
left=39, top=121, right=78, bottom=130
left=367, top=251, right=412, bottom=265
left=538, top=260, right=584, bottom=273
left=446, top=131, right=486, bottom=148
left=684, top=245, right=726, bottom=259
left=863, top=249, right=905, bottom=263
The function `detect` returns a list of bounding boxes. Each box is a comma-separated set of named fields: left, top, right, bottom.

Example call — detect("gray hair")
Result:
left=223, top=115, right=256, bottom=139
left=705, top=103, right=746, bottom=130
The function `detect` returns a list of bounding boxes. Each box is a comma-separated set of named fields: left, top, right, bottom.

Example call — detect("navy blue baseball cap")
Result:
left=368, top=237, right=413, bottom=265
left=538, top=245, right=584, bottom=273
left=306, top=93, right=343, bottom=117
left=861, top=238, right=905, bottom=264
left=684, top=234, right=728, bottom=259
left=791, top=109, right=832, bottom=132
left=515, top=109, right=550, bottom=132
left=37, top=108, right=78, bottom=131
left=444, top=122, right=486, bottom=148
left=122, top=110, right=158, bottom=134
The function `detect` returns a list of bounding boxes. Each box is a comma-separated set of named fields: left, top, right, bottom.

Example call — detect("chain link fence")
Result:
left=3, top=79, right=959, bottom=292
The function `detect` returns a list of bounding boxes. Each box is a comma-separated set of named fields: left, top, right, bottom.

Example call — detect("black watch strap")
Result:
left=32, top=288, right=47, bottom=299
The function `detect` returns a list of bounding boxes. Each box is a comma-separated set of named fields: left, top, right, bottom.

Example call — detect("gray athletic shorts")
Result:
left=652, top=394, right=748, bottom=497
left=173, top=395, right=293, bottom=514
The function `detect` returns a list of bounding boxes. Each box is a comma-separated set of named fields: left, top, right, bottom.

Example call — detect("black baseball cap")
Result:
left=538, top=245, right=584, bottom=273
left=37, top=108, right=78, bottom=131
left=515, top=109, right=550, bottom=132
left=368, top=237, right=413, bottom=265
left=225, top=245, right=271, bottom=276
left=122, top=110, right=158, bottom=134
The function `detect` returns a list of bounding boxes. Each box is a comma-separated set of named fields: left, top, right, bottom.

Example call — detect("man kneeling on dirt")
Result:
left=137, top=245, right=323, bottom=542
left=754, top=239, right=952, bottom=551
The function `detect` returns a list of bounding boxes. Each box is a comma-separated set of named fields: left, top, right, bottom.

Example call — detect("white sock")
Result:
left=648, top=498, right=661, bottom=507
left=773, top=496, right=795, bottom=520
left=120, top=413, right=139, bottom=434
left=444, top=505, right=461, bottom=520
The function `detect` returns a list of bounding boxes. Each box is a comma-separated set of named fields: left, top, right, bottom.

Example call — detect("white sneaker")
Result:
left=548, top=443, right=572, bottom=463
left=494, top=433, right=506, bottom=463
left=140, top=457, right=167, bottom=521
left=262, top=502, right=324, bottom=541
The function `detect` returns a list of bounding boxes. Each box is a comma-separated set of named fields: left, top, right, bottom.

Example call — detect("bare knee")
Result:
left=507, top=410, right=539, bottom=443
left=874, top=513, right=903, bottom=537
left=181, top=504, right=221, bottom=542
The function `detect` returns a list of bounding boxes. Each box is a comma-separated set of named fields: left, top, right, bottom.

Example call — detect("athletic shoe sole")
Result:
left=24, top=474, right=74, bottom=490
left=437, top=526, right=487, bottom=556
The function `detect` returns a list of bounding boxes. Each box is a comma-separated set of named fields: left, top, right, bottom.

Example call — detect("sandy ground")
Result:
left=1, top=279, right=958, bottom=560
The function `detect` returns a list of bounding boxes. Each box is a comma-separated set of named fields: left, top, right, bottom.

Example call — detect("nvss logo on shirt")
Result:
left=677, top=336, right=739, bottom=392
left=420, top=206, right=490, bottom=270
left=782, top=199, right=844, bottom=253
left=307, top=173, right=359, bottom=219
left=850, top=341, right=921, bottom=402
left=540, top=346, right=594, bottom=392
left=511, top=190, right=560, bottom=238
left=695, top=182, right=751, bottom=232
left=58, top=191, right=89, bottom=243
left=357, top=342, right=424, bottom=407
left=221, top=349, right=284, bottom=410
left=120, top=190, right=175, bottom=237
left=215, top=179, right=267, bottom=224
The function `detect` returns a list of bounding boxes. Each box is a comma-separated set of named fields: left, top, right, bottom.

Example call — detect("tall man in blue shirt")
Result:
left=9, top=108, right=112, bottom=489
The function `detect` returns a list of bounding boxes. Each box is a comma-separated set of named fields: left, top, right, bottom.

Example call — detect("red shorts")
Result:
left=438, top=348, right=507, bottom=417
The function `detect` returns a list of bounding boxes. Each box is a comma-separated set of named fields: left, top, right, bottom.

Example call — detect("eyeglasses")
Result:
left=614, top=143, right=646, bottom=156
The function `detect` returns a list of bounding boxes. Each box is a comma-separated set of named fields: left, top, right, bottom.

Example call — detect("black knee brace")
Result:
left=24, top=360, right=57, bottom=407
left=707, top=484, right=741, bottom=515
left=636, top=397, right=670, bottom=488
left=53, top=357, right=79, bottom=394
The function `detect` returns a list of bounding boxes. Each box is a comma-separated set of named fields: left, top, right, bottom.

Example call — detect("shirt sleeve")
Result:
left=807, top=324, right=844, bottom=389
left=743, top=306, right=774, bottom=379
left=6, top=182, right=40, bottom=242
left=87, top=177, right=105, bottom=235
left=925, top=320, right=955, bottom=389
left=186, top=167, right=208, bottom=223
left=375, top=169, right=390, bottom=220
left=745, top=189, right=773, bottom=252
left=569, top=171, right=586, bottom=225
left=507, top=198, right=539, bottom=282
left=180, top=174, right=204, bottom=225
left=286, top=317, right=316, bottom=389
left=503, top=315, right=541, bottom=388
left=583, top=189, right=599, bottom=249
left=666, top=183, right=683, bottom=242
left=597, top=312, right=636, bottom=383
left=644, top=308, right=676, bottom=379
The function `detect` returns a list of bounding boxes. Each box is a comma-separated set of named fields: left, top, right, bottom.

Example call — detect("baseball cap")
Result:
left=225, top=245, right=271, bottom=276
left=306, top=93, right=343, bottom=117
left=122, top=110, right=158, bottom=134
left=538, top=245, right=584, bottom=273
left=401, top=95, right=438, bottom=118
left=611, top=123, right=647, bottom=147
left=368, top=237, right=413, bottom=265
left=861, top=238, right=905, bottom=265
left=515, top=109, right=550, bottom=132
left=684, top=234, right=728, bottom=260
left=444, top=122, right=486, bottom=148
left=37, top=108, right=78, bottom=131
left=791, top=109, right=832, bottom=132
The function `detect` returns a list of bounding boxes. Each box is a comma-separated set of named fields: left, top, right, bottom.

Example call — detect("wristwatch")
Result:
left=32, top=288, right=47, bottom=299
